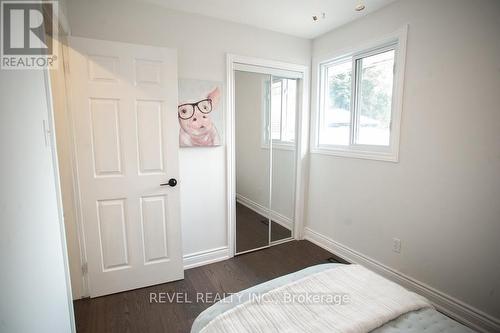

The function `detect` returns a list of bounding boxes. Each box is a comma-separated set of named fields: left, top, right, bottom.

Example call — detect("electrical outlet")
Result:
left=392, top=238, right=402, bottom=253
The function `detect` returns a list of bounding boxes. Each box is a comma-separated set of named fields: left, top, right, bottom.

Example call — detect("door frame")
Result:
left=54, top=37, right=91, bottom=298
left=225, top=54, right=310, bottom=257
left=43, top=7, right=77, bottom=331
left=42, top=2, right=89, bottom=304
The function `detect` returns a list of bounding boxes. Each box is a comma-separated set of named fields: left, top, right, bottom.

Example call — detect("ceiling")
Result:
left=139, top=0, right=398, bottom=39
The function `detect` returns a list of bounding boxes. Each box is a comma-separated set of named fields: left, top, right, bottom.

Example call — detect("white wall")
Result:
left=0, top=70, right=74, bottom=332
left=307, top=0, right=500, bottom=323
left=64, top=0, right=310, bottom=286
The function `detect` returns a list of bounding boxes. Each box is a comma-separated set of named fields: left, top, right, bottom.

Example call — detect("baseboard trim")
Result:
left=304, top=227, right=500, bottom=333
left=236, top=193, right=293, bottom=231
left=183, top=246, right=230, bottom=270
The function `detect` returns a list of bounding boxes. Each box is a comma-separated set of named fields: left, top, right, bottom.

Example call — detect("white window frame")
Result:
left=312, top=26, right=408, bottom=162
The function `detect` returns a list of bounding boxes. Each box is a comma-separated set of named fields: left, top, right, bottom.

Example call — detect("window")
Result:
left=319, top=59, right=352, bottom=146
left=356, top=49, right=394, bottom=146
left=263, top=77, right=297, bottom=149
left=314, top=31, right=406, bottom=162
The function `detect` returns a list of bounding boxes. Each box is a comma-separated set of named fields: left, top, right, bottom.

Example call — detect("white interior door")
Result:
left=67, top=37, right=183, bottom=297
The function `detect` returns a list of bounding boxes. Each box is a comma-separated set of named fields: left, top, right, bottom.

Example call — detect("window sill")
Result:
left=311, top=146, right=399, bottom=162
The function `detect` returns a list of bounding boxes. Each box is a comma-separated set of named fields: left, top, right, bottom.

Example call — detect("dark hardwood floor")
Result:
left=74, top=240, right=344, bottom=333
left=235, top=202, right=292, bottom=253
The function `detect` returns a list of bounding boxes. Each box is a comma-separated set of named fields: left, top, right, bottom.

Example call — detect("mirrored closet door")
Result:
left=234, top=66, right=301, bottom=254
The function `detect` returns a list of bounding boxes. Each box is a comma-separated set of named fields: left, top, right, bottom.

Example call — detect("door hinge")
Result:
left=63, top=59, right=70, bottom=75
left=81, top=262, right=88, bottom=275
left=42, top=120, right=52, bottom=147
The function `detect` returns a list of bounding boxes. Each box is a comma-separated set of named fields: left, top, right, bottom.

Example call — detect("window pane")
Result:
left=271, top=81, right=282, bottom=140
left=282, top=79, right=296, bottom=143
left=356, top=49, right=394, bottom=146
left=319, top=60, right=352, bottom=146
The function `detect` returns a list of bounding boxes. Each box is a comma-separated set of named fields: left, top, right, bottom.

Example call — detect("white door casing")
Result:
left=67, top=37, right=183, bottom=297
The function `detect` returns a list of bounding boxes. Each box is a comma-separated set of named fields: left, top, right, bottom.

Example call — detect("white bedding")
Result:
left=200, top=264, right=432, bottom=333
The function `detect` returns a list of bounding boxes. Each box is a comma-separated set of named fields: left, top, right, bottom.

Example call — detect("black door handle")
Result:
left=160, top=178, right=177, bottom=187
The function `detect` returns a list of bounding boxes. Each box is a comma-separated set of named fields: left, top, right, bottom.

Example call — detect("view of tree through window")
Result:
left=329, top=64, right=351, bottom=111
left=320, top=60, right=352, bottom=145
left=357, top=50, right=394, bottom=145
left=320, top=47, right=395, bottom=147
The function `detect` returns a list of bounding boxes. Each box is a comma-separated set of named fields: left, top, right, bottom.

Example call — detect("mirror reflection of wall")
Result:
left=235, top=69, right=299, bottom=254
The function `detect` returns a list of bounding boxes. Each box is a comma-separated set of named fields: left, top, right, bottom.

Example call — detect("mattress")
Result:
left=191, top=264, right=475, bottom=333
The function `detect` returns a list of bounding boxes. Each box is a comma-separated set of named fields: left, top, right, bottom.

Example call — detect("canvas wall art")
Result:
left=178, top=79, right=224, bottom=147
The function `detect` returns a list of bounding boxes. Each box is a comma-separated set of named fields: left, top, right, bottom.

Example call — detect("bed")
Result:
left=191, top=264, right=475, bottom=333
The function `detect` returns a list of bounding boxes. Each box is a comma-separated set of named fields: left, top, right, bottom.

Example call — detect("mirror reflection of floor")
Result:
left=235, top=202, right=292, bottom=254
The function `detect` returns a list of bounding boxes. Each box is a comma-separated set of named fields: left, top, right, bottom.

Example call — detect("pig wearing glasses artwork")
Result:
left=178, top=87, right=221, bottom=147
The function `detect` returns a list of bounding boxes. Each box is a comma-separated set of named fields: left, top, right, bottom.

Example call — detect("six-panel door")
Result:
left=68, top=37, right=183, bottom=297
